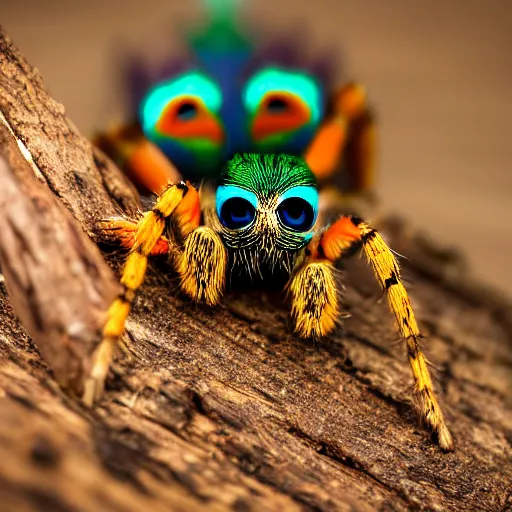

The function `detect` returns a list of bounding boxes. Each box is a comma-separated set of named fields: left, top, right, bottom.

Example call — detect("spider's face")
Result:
left=214, top=153, right=318, bottom=275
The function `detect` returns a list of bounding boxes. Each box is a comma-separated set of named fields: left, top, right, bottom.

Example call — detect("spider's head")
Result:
left=214, top=153, right=318, bottom=275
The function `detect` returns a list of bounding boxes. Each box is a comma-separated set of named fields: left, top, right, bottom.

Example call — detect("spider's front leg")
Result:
left=84, top=181, right=226, bottom=405
left=288, top=216, right=453, bottom=451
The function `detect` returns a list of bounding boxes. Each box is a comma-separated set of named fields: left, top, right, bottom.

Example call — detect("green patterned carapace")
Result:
left=220, top=153, right=316, bottom=195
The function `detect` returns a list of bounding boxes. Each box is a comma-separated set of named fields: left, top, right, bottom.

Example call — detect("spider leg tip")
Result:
left=82, top=377, right=102, bottom=408
left=438, top=427, right=454, bottom=452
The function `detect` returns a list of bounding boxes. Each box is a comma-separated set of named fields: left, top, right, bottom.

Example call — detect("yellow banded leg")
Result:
left=287, top=260, right=339, bottom=339
left=357, top=222, right=453, bottom=450
left=83, top=183, right=188, bottom=406
left=317, top=215, right=453, bottom=449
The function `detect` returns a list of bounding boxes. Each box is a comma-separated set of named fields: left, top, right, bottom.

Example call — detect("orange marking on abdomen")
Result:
left=157, top=99, right=224, bottom=144
left=252, top=93, right=310, bottom=141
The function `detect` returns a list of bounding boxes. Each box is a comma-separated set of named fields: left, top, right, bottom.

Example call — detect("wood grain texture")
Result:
left=0, top=27, right=511, bottom=512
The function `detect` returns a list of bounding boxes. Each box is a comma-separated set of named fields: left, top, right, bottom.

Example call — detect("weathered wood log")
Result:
left=0, top=27, right=511, bottom=512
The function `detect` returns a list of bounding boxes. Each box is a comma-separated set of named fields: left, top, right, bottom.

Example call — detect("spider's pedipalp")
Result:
left=287, top=260, right=339, bottom=339
left=175, top=226, right=227, bottom=306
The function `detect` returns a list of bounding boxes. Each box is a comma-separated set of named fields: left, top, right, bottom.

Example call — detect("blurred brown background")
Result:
left=2, top=0, right=512, bottom=294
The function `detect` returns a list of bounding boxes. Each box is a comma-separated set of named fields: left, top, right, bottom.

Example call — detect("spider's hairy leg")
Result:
left=83, top=182, right=191, bottom=406
left=304, top=83, right=376, bottom=193
left=334, top=84, right=376, bottom=193
left=94, top=124, right=181, bottom=194
left=319, top=216, right=453, bottom=451
left=96, top=218, right=170, bottom=256
left=303, top=115, right=347, bottom=181
left=287, top=254, right=339, bottom=339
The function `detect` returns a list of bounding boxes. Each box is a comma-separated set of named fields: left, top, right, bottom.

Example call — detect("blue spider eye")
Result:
left=220, top=198, right=256, bottom=229
left=278, top=198, right=315, bottom=231
left=277, top=186, right=318, bottom=232
left=216, top=185, right=258, bottom=230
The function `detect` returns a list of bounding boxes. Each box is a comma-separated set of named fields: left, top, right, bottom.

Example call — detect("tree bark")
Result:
left=0, top=28, right=511, bottom=512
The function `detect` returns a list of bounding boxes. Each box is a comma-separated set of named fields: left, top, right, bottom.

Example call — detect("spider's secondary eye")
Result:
left=278, top=198, right=315, bottom=232
left=220, top=198, right=256, bottom=230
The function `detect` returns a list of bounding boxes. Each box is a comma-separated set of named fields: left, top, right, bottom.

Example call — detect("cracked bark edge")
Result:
left=0, top=26, right=141, bottom=392
left=0, top=123, right=118, bottom=393
left=0, top=28, right=139, bottom=230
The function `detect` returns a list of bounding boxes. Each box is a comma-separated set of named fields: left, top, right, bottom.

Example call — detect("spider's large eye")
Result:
left=243, top=67, right=323, bottom=143
left=140, top=71, right=224, bottom=144
left=277, top=186, right=318, bottom=232
left=220, top=198, right=256, bottom=229
left=278, top=198, right=315, bottom=231
left=216, top=185, right=258, bottom=231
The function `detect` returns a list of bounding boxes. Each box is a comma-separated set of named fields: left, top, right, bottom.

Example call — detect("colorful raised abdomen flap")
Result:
left=243, top=67, right=325, bottom=155
left=140, top=71, right=226, bottom=179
